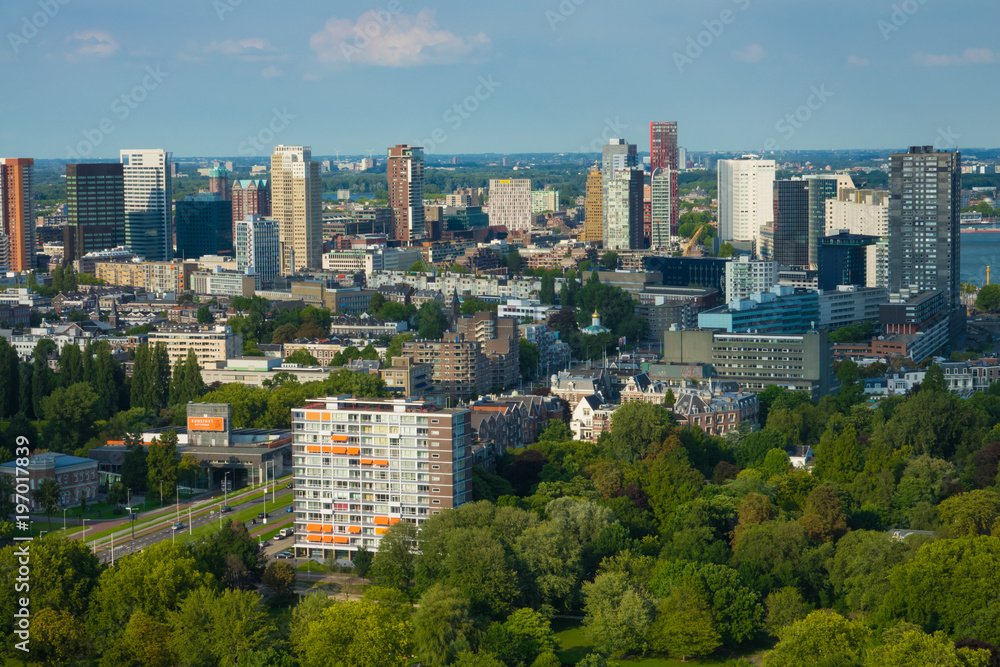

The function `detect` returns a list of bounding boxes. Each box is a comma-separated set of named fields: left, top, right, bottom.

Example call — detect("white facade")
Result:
left=717, top=155, right=775, bottom=243
left=236, top=216, right=280, bottom=289
left=488, top=179, right=533, bottom=231
left=531, top=190, right=560, bottom=214
left=650, top=168, right=672, bottom=249
left=498, top=299, right=559, bottom=323
left=120, top=149, right=172, bottom=261
left=825, top=189, right=890, bottom=289
left=817, top=285, right=888, bottom=329
left=271, top=146, right=322, bottom=272
left=725, top=255, right=777, bottom=303
left=605, top=169, right=642, bottom=250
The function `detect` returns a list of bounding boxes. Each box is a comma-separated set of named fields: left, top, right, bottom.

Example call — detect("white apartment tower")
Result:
left=725, top=255, right=778, bottom=303
left=826, top=188, right=890, bottom=289
left=650, top=168, right=672, bottom=249
left=605, top=169, right=644, bottom=250
left=120, top=149, right=172, bottom=261
left=717, top=155, right=776, bottom=244
left=271, top=145, right=323, bottom=274
left=488, top=179, right=533, bottom=231
left=236, top=215, right=281, bottom=290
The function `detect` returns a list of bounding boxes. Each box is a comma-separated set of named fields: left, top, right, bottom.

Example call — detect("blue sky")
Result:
left=0, top=0, right=997, bottom=158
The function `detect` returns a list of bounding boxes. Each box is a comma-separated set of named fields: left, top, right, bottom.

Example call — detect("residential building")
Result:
left=825, top=188, right=889, bottom=289
left=662, top=329, right=836, bottom=398
left=380, top=356, right=432, bottom=397
left=879, top=289, right=949, bottom=362
left=401, top=334, right=491, bottom=400
left=725, top=256, right=778, bottom=303
left=291, top=397, right=473, bottom=559
left=887, top=146, right=963, bottom=339
left=570, top=394, right=616, bottom=442
left=470, top=401, right=524, bottom=465
left=189, top=268, right=256, bottom=298
left=146, top=325, right=242, bottom=367
left=0, top=158, right=35, bottom=272
left=120, top=149, right=172, bottom=261
left=602, top=139, right=637, bottom=232
left=231, top=179, right=271, bottom=239
left=175, top=193, right=233, bottom=259
left=488, top=179, right=532, bottom=232
left=650, top=121, right=679, bottom=235
left=671, top=384, right=760, bottom=436
left=773, top=179, right=810, bottom=267
left=208, top=166, right=230, bottom=200
left=271, top=145, right=323, bottom=272
left=498, top=299, right=558, bottom=323
left=650, top=168, right=672, bottom=249
left=717, top=155, right=775, bottom=243
left=446, top=188, right=481, bottom=207
left=0, top=453, right=98, bottom=508
left=550, top=368, right=612, bottom=409
left=605, top=168, right=644, bottom=250
left=531, top=190, right=560, bottom=215
left=64, top=163, right=125, bottom=265
left=388, top=144, right=425, bottom=245
left=620, top=373, right=673, bottom=404
left=521, top=323, right=571, bottom=375
left=328, top=318, right=407, bottom=339
left=235, top=216, right=280, bottom=290
left=95, top=260, right=196, bottom=294
left=456, top=311, right=520, bottom=390
left=583, top=166, right=603, bottom=243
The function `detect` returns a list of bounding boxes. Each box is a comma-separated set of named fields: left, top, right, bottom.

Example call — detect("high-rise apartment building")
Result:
left=826, top=188, right=889, bottom=289
left=717, top=155, right=775, bottom=243
left=175, top=193, right=233, bottom=260
left=208, top=166, right=231, bottom=200
left=583, top=166, right=603, bottom=243
left=0, top=158, right=35, bottom=272
left=725, top=255, right=778, bottom=303
left=388, top=144, right=425, bottom=245
left=530, top=190, right=560, bottom=215
left=488, top=179, right=532, bottom=231
left=290, top=397, right=473, bottom=559
left=807, top=175, right=853, bottom=271
left=602, top=139, right=638, bottom=233
left=773, top=179, right=810, bottom=267
left=650, top=122, right=678, bottom=235
left=888, top=146, right=962, bottom=339
left=120, top=149, right=172, bottom=262
left=64, top=163, right=124, bottom=265
left=236, top=215, right=281, bottom=290
left=271, top=146, right=322, bottom=273
left=605, top=169, right=644, bottom=251
left=231, top=179, right=271, bottom=240
left=650, top=168, right=673, bottom=249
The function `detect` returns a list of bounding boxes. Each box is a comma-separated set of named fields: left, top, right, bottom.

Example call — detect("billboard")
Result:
left=188, top=417, right=224, bottom=432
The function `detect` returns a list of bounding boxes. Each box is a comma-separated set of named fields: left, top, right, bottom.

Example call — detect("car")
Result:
left=286, top=482, right=293, bottom=489
left=221, top=505, right=232, bottom=513
left=273, top=533, right=284, bottom=540
left=171, top=522, right=184, bottom=531
left=285, top=506, right=294, bottom=513
left=258, top=541, right=270, bottom=548
left=275, top=551, right=294, bottom=559
left=257, top=512, right=269, bottom=519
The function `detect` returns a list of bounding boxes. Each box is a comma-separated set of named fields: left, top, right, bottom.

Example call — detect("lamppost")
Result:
left=125, top=507, right=136, bottom=540
left=82, top=519, right=89, bottom=551
left=224, top=472, right=230, bottom=507
left=62, top=507, right=67, bottom=532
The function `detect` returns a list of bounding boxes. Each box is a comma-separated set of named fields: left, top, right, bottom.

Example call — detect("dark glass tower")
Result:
left=773, top=180, right=809, bottom=268
left=64, top=163, right=125, bottom=265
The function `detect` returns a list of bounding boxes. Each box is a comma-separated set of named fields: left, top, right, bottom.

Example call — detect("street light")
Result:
left=224, top=472, right=230, bottom=507
left=62, top=507, right=67, bottom=532
left=82, top=519, right=89, bottom=550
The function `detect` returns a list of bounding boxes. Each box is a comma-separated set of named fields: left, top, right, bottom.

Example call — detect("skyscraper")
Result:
left=717, top=155, right=775, bottom=244
left=120, top=149, right=172, bottom=262
left=888, top=146, right=962, bottom=338
left=175, top=193, right=233, bottom=259
left=388, top=144, right=425, bottom=245
left=807, top=175, right=854, bottom=271
left=208, top=166, right=231, bottom=201
left=602, top=139, right=637, bottom=242
left=236, top=215, right=280, bottom=290
left=271, top=145, right=322, bottom=273
left=605, top=168, right=643, bottom=251
left=488, top=179, right=532, bottom=231
left=583, top=166, right=603, bottom=244
left=773, top=179, right=810, bottom=268
left=650, top=168, right=672, bottom=249
left=64, top=163, right=125, bottom=265
left=650, top=121, right=679, bottom=234
left=231, top=179, right=271, bottom=241
left=0, top=158, right=35, bottom=272
left=826, top=188, right=889, bottom=289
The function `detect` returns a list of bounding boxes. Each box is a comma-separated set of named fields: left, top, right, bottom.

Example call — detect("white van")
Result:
left=278, top=528, right=294, bottom=538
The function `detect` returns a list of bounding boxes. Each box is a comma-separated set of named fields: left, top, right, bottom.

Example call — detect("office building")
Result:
left=271, top=146, right=323, bottom=273
left=231, top=179, right=271, bottom=239
left=725, top=255, right=778, bottom=303
left=807, top=177, right=843, bottom=270
left=531, top=190, right=560, bottom=215
left=488, top=179, right=532, bottom=231
left=650, top=121, right=678, bottom=234
left=583, top=166, right=603, bottom=243
left=401, top=334, right=492, bottom=400
left=818, top=231, right=879, bottom=290
left=643, top=256, right=728, bottom=297
left=64, top=163, right=125, bottom=265
left=0, top=453, right=98, bottom=508
left=446, top=188, right=481, bottom=207
left=0, top=158, right=35, bottom=272
left=388, top=144, right=425, bottom=245
left=773, top=179, right=810, bottom=267
left=877, top=289, right=949, bottom=362
left=605, top=168, right=644, bottom=250
left=662, top=329, right=835, bottom=398
left=235, top=216, right=280, bottom=290
left=698, top=285, right=820, bottom=334
left=887, top=146, right=962, bottom=339
left=826, top=188, right=889, bottom=289
left=209, top=166, right=230, bottom=200
left=650, top=168, right=672, bottom=249
left=189, top=269, right=256, bottom=298
left=175, top=193, right=233, bottom=259
left=120, top=149, right=172, bottom=262
left=817, top=285, right=887, bottom=329
left=717, top=155, right=775, bottom=243
left=290, top=397, right=472, bottom=559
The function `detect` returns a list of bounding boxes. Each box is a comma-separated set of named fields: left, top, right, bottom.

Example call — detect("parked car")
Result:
left=275, top=550, right=294, bottom=559
left=171, top=522, right=184, bottom=531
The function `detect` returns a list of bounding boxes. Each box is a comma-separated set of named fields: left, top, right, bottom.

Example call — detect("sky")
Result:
left=0, top=0, right=997, bottom=159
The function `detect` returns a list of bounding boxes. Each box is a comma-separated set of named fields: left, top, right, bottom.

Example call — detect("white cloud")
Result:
left=66, top=30, right=119, bottom=61
left=847, top=55, right=869, bottom=67
left=179, top=38, right=283, bottom=63
left=731, top=43, right=767, bottom=64
left=310, top=9, right=491, bottom=67
left=261, top=66, right=284, bottom=78
left=913, top=48, right=996, bottom=67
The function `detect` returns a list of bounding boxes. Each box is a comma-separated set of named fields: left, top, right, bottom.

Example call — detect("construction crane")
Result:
left=683, top=224, right=708, bottom=257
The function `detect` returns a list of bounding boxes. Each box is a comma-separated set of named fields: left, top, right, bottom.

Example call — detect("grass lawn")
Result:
left=552, top=618, right=757, bottom=667
left=186, top=495, right=292, bottom=542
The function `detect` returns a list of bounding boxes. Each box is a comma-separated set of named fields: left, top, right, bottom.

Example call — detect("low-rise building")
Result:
left=146, top=325, right=242, bottom=368
left=95, top=260, right=197, bottom=295
left=498, top=299, right=558, bottom=323
left=380, top=356, right=432, bottom=397
left=570, top=394, right=616, bottom=442
left=401, top=334, right=491, bottom=401
left=620, top=373, right=674, bottom=404
left=550, top=368, right=612, bottom=409
left=201, top=356, right=344, bottom=387
left=0, top=453, right=99, bottom=508
left=671, top=383, right=760, bottom=436
left=190, top=269, right=256, bottom=298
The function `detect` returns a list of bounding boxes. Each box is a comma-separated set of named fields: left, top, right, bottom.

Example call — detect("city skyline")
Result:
left=1, top=0, right=997, bottom=158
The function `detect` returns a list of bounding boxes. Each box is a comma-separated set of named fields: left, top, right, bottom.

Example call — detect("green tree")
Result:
left=369, top=521, right=417, bottom=595
left=519, top=339, right=540, bottom=379
left=297, top=588, right=412, bottom=667
left=147, top=430, right=179, bottom=504
left=58, top=343, right=84, bottom=387
left=604, top=402, right=674, bottom=463
left=417, top=301, right=450, bottom=340
left=828, top=530, right=910, bottom=613
left=0, top=338, right=19, bottom=419
left=31, top=608, right=88, bottom=666
left=169, top=348, right=205, bottom=405
left=505, top=249, right=522, bottom=274
left=582, top=572, right=654, bottom=658
left=413, top=584, right=473, bottom=667
left=866, top=628, right=992, bottom=667
left=169, top=587, right=275, bottom=667
left=762, top=611, right=871, bottom=667
left=922, top=363, right=947, bottom=393
left=516, top=520, right=582, bottom=611
left=42, top=382, right=98, bottom=452
left=261, top=561, right=296, bottom=599
left=977, top=284, right=1000, bottom=312
left=131, top=343, right=171, bottom=411
left=196, top=305, right=214, bottom=324
left=271, top=323, right=300, bottom=345
left=718, top=242, right=735, bottom=258
left=938, top=489, right=1000, bottom=537
left=797, top=485, right=848, bottom=543
left=31, top=478, right=61, bottom=526
left=285, top=349, right=320, bottom=366
left=120, top=429, right=148, bottom=494
left=648, top=584, right=722, bottom=661
left=99, top=611, right=176, bottom=667
left=540, top=274, right=556, bottom=305
left=352, top=546, right=374, bottom=578
left=764, top=586, right=812, bottom=635
left=369, top=292, right=387, bottom=314
left=600, top=251, right=619, bottom=271
left=814, top=423, right=862, bottom=484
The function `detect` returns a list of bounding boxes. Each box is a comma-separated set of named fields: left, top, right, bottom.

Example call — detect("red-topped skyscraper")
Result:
left=650, top=122, right=678, bottom=235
